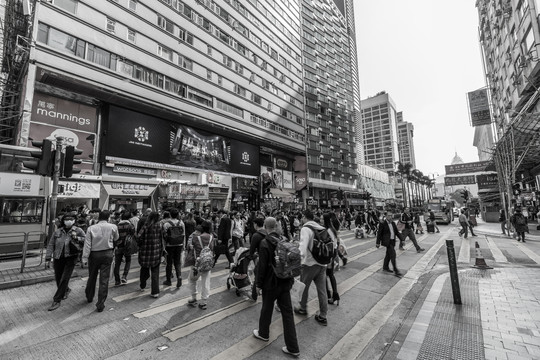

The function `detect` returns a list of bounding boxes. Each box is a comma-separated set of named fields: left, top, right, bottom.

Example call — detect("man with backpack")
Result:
left=294, top=209, right=330, bottom=326
left=162, top=209, right=185, bottom=288
left=253, top=217, right=300, bottom=357
left=511, top=207, right=528, bottom=242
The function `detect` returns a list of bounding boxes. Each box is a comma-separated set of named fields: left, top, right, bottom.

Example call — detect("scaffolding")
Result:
left=0, top=0, right=31, bottom=144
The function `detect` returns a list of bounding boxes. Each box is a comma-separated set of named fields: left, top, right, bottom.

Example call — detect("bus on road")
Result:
left=424, top=198, right=454, bottom=224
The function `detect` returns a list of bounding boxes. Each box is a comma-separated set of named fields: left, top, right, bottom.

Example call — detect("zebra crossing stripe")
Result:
left=485, top=236, right=508, bottom=263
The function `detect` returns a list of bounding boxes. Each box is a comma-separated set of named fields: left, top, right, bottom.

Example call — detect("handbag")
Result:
left=290, top=278, right=306, bottom=305
left=396, top=221, right=405, bottom=232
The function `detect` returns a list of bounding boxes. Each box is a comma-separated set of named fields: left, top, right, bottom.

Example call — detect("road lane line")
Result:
left=515, top=241, right=540, bottom=264
left=321, top=228, right=453, bottom=360
left=458, top=236, right=470, bottom=263
left=209, top=232, right=437, bottom=360
left=485, top=236, right=508, bottom=263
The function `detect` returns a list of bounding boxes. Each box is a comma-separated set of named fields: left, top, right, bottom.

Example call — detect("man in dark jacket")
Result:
left=376, top=212, right=404, bottom=277
left=213, top=210, right=233, bottom=268
left=253, top=217, right=300, bottom=357
left=249, top=217, right=266, bottom=301
left=399, top=207, right=424, bottom=252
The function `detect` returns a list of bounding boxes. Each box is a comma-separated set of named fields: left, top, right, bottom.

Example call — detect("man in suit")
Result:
left=214, top=209, right=233, bottom=268
left=376, top=211, right=404, bottom=277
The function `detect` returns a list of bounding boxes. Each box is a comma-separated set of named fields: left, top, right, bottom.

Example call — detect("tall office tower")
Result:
left=396, top=111, right=416, bottom=168
left=360, top=91, right=400, bottom=172
left=5, top=0, right=308, bottom=211
left=301, top=0, right=360, bottom=203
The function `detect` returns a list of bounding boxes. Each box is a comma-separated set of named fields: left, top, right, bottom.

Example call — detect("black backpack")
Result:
left=165, top=220, right=184, bottom=247
left=304, top=225, right=334, bottom=265
left=268, top=234, right=302, bottom=279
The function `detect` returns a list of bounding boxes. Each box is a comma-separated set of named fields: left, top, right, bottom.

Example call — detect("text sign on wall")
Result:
left=467, top=88, right=491, bottom=126
left=444, top=175, right=476, bottom=186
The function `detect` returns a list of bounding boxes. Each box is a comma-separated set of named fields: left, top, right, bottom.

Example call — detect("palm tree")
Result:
left=397, top=162, right=414, bottom=208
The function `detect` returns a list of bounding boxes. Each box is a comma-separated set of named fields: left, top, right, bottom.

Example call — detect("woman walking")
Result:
left=323, top=213, right=340, bottom=305
left=137, top=211, right=163, bottom=298
left=45, top=213, right=86, bottom=311
left=185, top=220, right=215, bottom=310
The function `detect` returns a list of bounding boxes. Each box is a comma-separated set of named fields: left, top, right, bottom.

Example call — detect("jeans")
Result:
left=140, top=264, right=160, bottom=295
left=53, top=255, right=77, bottom=302
left=400, top=228, right=421, bottom=250
left=113, top=247, right=131, bottom=283
left=459, top=222, right=469, bottom=238
left=299, top=264, right=328, bottom=318
left=189, top=268, right=211, bottom=303
left=164, top=246, right=182, bottom=282
left=383, top=240, right=398, bottom=272
left=85, top=249, right=113, bottom=309
left=259, top=282, right=299, bottom=353
left=501, top=221, right=507, bottom=235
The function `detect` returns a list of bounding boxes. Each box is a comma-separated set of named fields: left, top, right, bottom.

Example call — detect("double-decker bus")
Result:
left=424, top=198, right=454, bottom=224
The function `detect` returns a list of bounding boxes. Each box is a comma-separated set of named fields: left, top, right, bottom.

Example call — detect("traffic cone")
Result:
left=472, top=241, right=492, bottom=269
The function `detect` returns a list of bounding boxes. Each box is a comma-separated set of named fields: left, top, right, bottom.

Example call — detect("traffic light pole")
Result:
left=46, top=137, right=63, bottom=247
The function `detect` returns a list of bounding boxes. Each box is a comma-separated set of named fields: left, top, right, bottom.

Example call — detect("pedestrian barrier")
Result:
left=472, top=241, right=492, bottom=269
left=0, top=231, right=46, bottom=273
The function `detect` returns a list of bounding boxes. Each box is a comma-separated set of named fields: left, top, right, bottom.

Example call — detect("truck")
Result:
left=424, top=198, right=454, bottom=225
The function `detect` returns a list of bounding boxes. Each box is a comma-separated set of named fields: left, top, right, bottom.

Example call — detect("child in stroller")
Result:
left=354, top=225, right=365, bottom=238
left=226, top=247, right=255, bottom=297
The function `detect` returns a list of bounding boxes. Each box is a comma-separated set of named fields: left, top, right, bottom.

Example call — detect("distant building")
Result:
left=396, top=111, right=416, bottom=168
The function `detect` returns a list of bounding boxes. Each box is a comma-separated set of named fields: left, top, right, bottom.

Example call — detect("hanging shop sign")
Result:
left=444, top=175, right=476, bottom=186
left=295, top=171, right=307, bottom=191
left=476, top=173, right=499, bottom=190
left=102, top=182, right=157, bottom=196
left=445, top=161, right=495, bottom=175
left=105, top=106, right=259, bottom=176
left=113, top=165, right=157, bottom=176
left=0, top=173, right=41, bottom=196
left=58, top=181, right=100, bottom=198
left=467, top=88, right=491, bottom=127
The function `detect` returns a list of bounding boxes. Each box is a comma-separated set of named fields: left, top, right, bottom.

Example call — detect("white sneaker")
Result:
left=282, top=346, right=300, bottom=357
left=253, top=329, right=269, bottom=342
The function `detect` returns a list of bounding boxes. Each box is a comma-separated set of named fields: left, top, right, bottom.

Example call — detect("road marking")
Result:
left=485, top=236, right=508, bottom=263
left=458, top=236, right=470, bottom=263
left=516, top=241, right=540, bottom=264
left=322, top=228, right=452, bottom=360
left=210, top=232, right=437, bottom=360
left=112, top=269, right=229, bottom=302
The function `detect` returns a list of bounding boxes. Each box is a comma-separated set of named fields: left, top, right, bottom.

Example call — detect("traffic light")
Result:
left=23, top=139, right=53, bottom=176
left=512, top=183, right=522, bottom=196
left=63, top=145, right=82, bottom=178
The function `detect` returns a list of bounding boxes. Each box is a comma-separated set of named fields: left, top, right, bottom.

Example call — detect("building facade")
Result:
left=396, top=111, right=416, bottom=168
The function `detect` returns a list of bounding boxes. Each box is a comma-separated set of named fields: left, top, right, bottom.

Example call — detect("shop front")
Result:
left=100, top=181, right=158, bottom=212
left=57, top=180, right=100, bottom=213
left=167, top=183, right=209, bottom=211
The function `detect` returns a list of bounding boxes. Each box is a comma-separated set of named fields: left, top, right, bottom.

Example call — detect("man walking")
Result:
left=399, top=207, right=424, bottom=253
left=294, top=210, right=328, bottom=326
left=376, top=212, right=404, bottom=277
left=428, top=210, right=440, bottom=233
left=162, top=208, right=185, bottom=288
left=458, top=209, right=469, bottom=238
left=253, top=217, right=300, bottom=357
left=83, top=210, right=119, bottom=312
left=214, top=210, right=233, bottom=268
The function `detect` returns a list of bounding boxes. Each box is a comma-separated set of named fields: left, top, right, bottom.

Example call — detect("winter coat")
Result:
left=46, top=226, right=86, bottom=261
left=137, top=221, right=163, bottom=268
left=511, top=213, right=528, bottom=232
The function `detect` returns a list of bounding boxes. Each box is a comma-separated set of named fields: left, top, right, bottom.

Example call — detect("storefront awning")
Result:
left=270, top=188, right=295, bottom=202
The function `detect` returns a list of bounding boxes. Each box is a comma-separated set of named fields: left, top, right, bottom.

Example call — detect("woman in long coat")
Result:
left=138, top=211, right=163, bottom=298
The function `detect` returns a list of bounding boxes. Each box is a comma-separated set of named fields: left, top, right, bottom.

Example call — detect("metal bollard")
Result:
left=446, top=239, right=462, bottom=305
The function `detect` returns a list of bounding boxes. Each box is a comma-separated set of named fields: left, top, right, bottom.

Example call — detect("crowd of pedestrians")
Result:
left=44, top=204, right=452, bottom=357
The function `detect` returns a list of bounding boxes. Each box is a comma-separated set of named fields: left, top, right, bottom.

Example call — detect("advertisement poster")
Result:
left=274, top=169, right=283, bottom=189
left=467, top=88, right=491, bottom=127
left=0, top=173, right=40, bottom=196
left=105, top=106, right=259, bottom=176
left=261, top=166, right=275, bottom=188
left=282, top=170, right=293, bottom=189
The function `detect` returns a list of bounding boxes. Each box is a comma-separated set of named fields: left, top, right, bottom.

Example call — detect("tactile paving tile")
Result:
left=416, top=271, right=488, bottom=360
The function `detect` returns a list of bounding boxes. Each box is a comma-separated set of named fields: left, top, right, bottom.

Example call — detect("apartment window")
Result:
left=54, top=0, right=77, bottom=13
left=127, top=29, right=136, bottom=42
left=207, top=69, right=212, bottom=80
left=106, top=18, right=116, bottom=33
left=216, top=99, right=243, bottom=117
left=207, top=45, right=212, bottom=56
left=179, top=55, right=193, bottom=71
left=523, top=26, right=535, bottom=53
left=157, top=15, right=174, bottom=34
left=234, top=84, right=246, bottom=97
left=188, top=89, right=212, bottom=107
left=222, top=55, right=233, bottom=68
left=252, top=93, right=262, bottom=104
left=87, top=44, right=116, bottom=70
left=157, top=45, right=173, bottom=62
left=128, top=0, right=137, bottom=11
left=218, top=75, right=223, bottom=86
left=235, top=63, right=244, bottom=75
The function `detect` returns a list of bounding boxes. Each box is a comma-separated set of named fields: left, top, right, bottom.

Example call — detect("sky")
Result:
left=354, top=0, right=486, bottom=177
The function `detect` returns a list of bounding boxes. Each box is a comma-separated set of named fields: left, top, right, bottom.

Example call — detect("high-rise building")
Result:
left=0, top=0, right=362, bottom=212
left=301, top=0, right=360, bottom=205
left=360, top=91, right=400, bottom=172
left=396, top=111, right=416, bottom=168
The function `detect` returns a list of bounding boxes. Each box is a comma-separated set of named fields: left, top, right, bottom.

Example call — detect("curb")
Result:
left=0, top=270, right=81, bottom=291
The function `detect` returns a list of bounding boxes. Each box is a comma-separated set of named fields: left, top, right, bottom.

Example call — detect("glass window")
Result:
left=158, top=15, right=174, bottom=34
left=128, top=0, right=137, bottom=11
left=127, top=28, right=136, bottom=42
left=106, top=18, right=116, bottom=33
left=48, top=28, right=77, bottom=55
left=1, top=198, right=44, bottom=224
left=54, top=0, right=77, bottom=13
left=158, top=45, right=173, bottom=62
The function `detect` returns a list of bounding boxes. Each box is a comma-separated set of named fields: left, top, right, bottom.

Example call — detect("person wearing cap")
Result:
left=45, top=213, right=86, bottom=311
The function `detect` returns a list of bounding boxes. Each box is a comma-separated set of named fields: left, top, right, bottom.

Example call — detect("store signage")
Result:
left=58, top=181, right=100, bottom=198
left=444, top=175, right=476, bottom=186
left=275, top=157, right=289, bottom=170
left=476, top=173, right=498, bottom=190
left=0, top=173, right=40, bottom=196
left=295, top=171, right=307, bottom=191
left=167, top=184, right=208, bottom=200
left=31, top=92, right=98, bottom=133
left=467, top=88, right=491, bottom=127
left=307, top=199, right=318, bottom=206
left=113, top=165, right=157, bottom=176
left=282, top=170, right=293, bottom=189
left=445, top=161, right=494, bottom=175
left=105, top=106, right=259, bottom=176
left=102, top=182, right=157, bottom=196
left=28, top=122, right=95, bottom=162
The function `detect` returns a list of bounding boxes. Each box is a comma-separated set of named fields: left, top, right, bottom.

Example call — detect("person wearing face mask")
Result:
left=45, top=214, right=86, bottom=311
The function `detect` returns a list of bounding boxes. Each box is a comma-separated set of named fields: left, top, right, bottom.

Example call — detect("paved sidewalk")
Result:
left=468, top=217, right=540, bottom=241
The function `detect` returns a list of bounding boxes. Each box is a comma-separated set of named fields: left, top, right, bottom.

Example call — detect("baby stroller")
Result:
left=226, top=247, right=255, bottom=297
